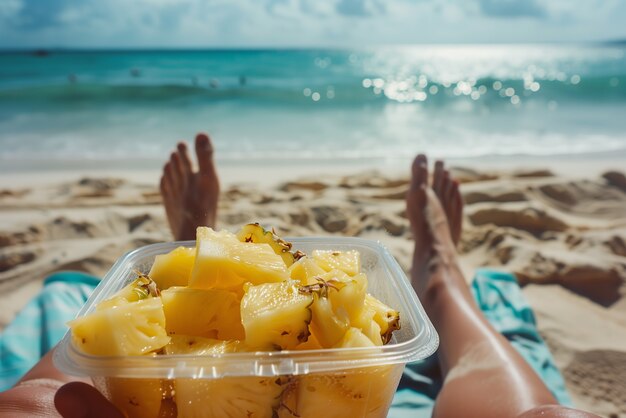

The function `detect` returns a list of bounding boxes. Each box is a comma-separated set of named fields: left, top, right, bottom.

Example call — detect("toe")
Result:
left=169, top=152, right=182, bottom=190
left=177, top=141, right=193, bottom=175
left=410, top=154, right=428, bottom=190
left=195, top=133, right=217, bottom=177
left=433, top=160, right=444, bottom=194
left=172, top=151, right=187, bottom=189
left=163, top=161, right=178, bottom=197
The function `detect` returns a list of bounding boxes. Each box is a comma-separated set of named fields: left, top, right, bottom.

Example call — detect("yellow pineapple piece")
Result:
left=364, top=294, right=400, bottom=344
left=353, top=306, right=384, bottom=346
left=96, top=275, right=158, bottom=310
left=312, top=250, right=361, bottom=276
left=308, top=293, right=350, bottom=348
left=241, top=280, right=313, bottom=350
left=98, top=377, right=165, bottom=418
left=149, top=246, right=195, bottom=290
left=161, top=286, right=244, bottom=340
left=69, top=297, right=169, bottom=356
left=288, top=256, right=327, bottom=285
left=236, top=223, right=301, bottom=267
left=277, top=364, right=405, bottom=418
left=175, top=376, right=286, bottom=418
left=324, top=270, right=368, bottom=323
left=293, top=332, right=323, bottom=350
left=164, top=335, right=245, bottom=355
left=171, top=339, right=287, bottom=418
left=334, top=327, right=376, bottom=348
left=190, top=227, right=288, bottom=289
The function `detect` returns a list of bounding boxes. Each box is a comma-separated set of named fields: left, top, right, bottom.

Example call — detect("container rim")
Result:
left=54, top=236, right=439, bottom=378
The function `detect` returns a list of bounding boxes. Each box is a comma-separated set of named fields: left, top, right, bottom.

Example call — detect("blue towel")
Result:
left=0, top=271, right=99, bottom=390
left=389, top=268, right=572, bottom=417
left=0, top=268, right=572, bottom=416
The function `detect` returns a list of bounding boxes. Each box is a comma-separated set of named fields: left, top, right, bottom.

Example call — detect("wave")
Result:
left=1, top=75, right=625, bottom=107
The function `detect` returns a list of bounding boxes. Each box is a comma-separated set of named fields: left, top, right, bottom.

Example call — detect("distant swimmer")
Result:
left=130, top=68, right=141, bottom=77
left=68, top=74, right=77, bottom=84
left=209, top=78, right=219, bottom=88
left=239, top=75, right=246, bottom=86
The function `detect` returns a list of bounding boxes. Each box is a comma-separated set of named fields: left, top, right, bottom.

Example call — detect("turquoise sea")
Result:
left=1, top=45, right=625, bottom=166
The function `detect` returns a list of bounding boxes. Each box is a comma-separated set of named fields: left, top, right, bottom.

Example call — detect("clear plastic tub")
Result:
left=54, top=237, right=439, bottom=418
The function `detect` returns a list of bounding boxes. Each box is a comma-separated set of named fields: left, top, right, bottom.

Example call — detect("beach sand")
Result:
left=0, top=161, right=625, bottom=417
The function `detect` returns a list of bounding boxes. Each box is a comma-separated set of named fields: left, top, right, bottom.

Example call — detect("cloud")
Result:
left=0, top=0, right=624, bottom=47
left=335, top=0, right=385, bottom=17
left=478, top=0, right=546, bottom=19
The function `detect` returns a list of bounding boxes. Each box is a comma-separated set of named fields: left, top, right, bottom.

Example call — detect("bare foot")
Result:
left=406, top=155, right=462, bottom=297
left=160, top=133, right=219, bottom=241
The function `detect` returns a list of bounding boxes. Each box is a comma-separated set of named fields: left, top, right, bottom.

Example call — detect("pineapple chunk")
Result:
left=241, top=280, right=313, bottom=350
left=69, top=297, right=169, bottom=356
left=353, top=307, right=384, bottom=346
left=236, top=223, right=300, bottom=267
left=161, top=287, right=244, bottom=340
left=312, top=250, right=361, bottom=276
left=308, top=293, right=350, bottom=348
left=98, top=377, right=165, bottom=418
left=175, top=376, right=286, bottom=418
left=149, top=246, right=195, bottom=290
left=164, top=335, right=244, bottom=355
left=95, top=275, right=157, bottom=310
left=172, top=339, right=287, bottom=418
left=324, top=270, right=368, bottom=323
left=278, top=364, right=404, bottom=418
left=293, top=332, right=323, bottom=350
left=364, top=294, right=400, bottom=344
left=334, top=327, right=376, bottom=348
left=190, top=227, right=288, bottom=289
left=288, top=256, right=326, bottom=285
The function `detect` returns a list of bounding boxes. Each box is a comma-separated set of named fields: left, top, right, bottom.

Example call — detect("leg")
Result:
left=406, top=156, right=598, bottom=418
left=160, top=133, right=220, bottom=240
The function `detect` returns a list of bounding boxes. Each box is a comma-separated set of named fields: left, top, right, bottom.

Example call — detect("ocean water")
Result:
left=0, top=45, right=625, bottom=167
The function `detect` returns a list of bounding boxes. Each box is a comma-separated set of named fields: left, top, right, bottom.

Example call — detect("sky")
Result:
left=0, top=0, right=624, bottom=48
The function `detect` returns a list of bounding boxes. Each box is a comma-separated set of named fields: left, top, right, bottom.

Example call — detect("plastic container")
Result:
left=55, top=237, right=439, bottom=418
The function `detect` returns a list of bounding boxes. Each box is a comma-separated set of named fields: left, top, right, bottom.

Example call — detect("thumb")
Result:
left=55, top=382, right=124, bottom=418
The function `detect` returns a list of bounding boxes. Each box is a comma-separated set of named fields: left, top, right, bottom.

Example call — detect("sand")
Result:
left=0, top=161, right=625, bottom=417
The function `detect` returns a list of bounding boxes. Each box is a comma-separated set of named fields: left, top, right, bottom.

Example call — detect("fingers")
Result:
left=55, top=382, right=124, bottom=418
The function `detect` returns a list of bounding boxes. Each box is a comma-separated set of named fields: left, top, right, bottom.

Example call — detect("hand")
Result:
left=0, top=349, right=123, bottom=418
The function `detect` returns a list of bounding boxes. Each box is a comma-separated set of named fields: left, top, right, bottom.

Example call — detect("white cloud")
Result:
left=0, top=0, right=624, bottom=47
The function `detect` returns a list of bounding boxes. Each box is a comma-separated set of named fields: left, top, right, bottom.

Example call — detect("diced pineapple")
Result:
left=98, top=377, right=165, bottom=418
left=171, top=337, right=287, bottom=418
left=149, top=246, right=195, bottom=290
left=190, top=227, right=288, bottom=289
left=277, top=365, right=405, bottom=418
left=161, top=287, right=244, bottom=340
left=287, top=256, right=326, bottom=285
left=334, top=327, right=376, bottom=348
left=164, top=335, right=244, bottom=355
left=96, top=275, right=158, bottom=310
left=324, top=270, right=368, bottom=323
left=236, top=223, right=301, bottom=267
left=353, top=307, right=384, bottom=346
left=69, top=297, right=170, bottom=356
left=175, top=376, right=286, bottom=418
left=241, top=280, right=313, bottom=350
left=308, top=293, right=350, bottom=348
left=364, top=294, right=400, bottom=344
left=293, top=332, right=323, bottom=350
left=312, top=250, right=361, bottom=276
